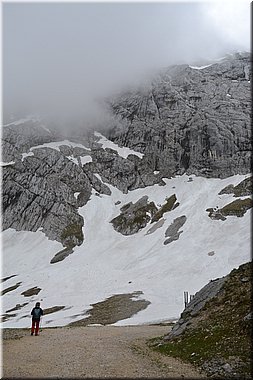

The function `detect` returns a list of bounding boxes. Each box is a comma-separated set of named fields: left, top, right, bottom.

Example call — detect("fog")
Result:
left=3, top=1, right=250, bottom=126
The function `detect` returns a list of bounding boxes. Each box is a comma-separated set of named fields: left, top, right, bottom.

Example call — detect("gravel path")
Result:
left=3, top=326, right=204, bottom=378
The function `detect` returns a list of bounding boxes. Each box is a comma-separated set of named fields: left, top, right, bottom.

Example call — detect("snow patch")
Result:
left=189, top=64, right=213, bottom=70
left=94, top=173, right=103, bottom=182
left=74, top=192, right=81, bottom=199
left=80, top=156, right=92, bottom=165
left=94, top=132, right=144, bottom=159
left=0, top=161, right=15, bottom=166
left=66, top=156, right=79, bottom=166
left=21, top=152, right=34, bottom=161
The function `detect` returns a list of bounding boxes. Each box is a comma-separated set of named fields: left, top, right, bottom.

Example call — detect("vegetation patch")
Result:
left=68, top=291, right=150, bottom=326
left=221, top=198, right=252, bottom=217
left=233, top=177, right=252, bottom=196
left=61, top=222, right=84, bottom=247
left=43, top=306, right=65, bottom=315
left=150, top=262, right=252, bottom=378
left=111, top=194, right=180, bottom=235
left=207, top=198, right=252, bottom=220
left=2, top=282, right=22, bottom=295
left=219, top=177, right=252, bottom=197
left=111, top=196, right=158, bottom=235
left=218, top=184, right=235, bottom=195
left=21, top=286, right=41, bottom=297
left=151, top=194, right=178, bottom=223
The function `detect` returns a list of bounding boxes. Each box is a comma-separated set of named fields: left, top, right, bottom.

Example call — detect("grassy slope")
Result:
left=150, top=262, right=252, bottom=378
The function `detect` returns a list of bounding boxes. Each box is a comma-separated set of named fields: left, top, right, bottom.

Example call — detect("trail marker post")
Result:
left=184, top=291, right=189, bottom=308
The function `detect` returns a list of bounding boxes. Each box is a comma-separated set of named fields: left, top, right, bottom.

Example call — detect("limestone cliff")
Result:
left=106, top=53, right=251, bottom=178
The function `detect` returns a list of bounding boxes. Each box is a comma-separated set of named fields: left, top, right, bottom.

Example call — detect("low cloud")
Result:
left=3, top=2, right=250, bottom=125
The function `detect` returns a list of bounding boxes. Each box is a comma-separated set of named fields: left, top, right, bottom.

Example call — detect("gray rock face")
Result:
left=2, top=123, right=116, bottom=251
left=105, top=53, right=251, bottom=178
left=82, top=168, right=112, bottom=196
left=89, top=147, right=163, bottom=194
left=2, top=147, right=88, bottom=247
left=2, top=120, right=56, bottom=162
left=1, top=120, right=164, bottom=248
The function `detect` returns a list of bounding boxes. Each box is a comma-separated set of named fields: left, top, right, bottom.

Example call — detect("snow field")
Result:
left=1, top=174, right=251, bottom=328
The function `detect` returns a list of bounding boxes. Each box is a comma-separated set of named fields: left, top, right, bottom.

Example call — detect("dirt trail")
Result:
left=3, top=325, right=204, bottom=378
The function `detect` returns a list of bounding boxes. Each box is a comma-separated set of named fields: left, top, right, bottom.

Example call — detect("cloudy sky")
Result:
left=3, top=1, right=251, bottom=123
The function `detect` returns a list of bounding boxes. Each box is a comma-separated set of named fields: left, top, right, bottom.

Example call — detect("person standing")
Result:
left=31, top=302, right=43, bottom=336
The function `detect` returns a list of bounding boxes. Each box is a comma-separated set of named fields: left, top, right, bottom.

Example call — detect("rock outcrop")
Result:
left=151, top=194, right=179, bottom=223
left=87, top=148, right=164, bottom=194
left=164, top=276, right=226, bottom=339
left=206, top=176, right=252, bottom=221
left=2, top=147, right=88, bottom=247
left=219, top=176, right=252, bottom=197
left=110, top=196, right=158, bottom=235
left=2, top=119, right=57, bottom=162
left=206, top=198, right=252, bottom=220
left=158, top=262, right=252, bottom=379
left=110, top=194, right=180, bottom=235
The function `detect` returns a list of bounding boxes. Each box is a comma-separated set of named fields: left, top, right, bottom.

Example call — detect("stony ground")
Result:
left=2, top=325, right=204, bottom=378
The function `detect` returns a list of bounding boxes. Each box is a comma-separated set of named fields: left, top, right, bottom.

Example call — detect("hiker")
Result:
left=31, top=302, right=43, bottom=336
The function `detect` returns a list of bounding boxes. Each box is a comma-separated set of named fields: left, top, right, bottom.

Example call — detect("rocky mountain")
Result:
left=105, top=52, right=251, bottom=178
left=1, top=52, right=251, bottom=328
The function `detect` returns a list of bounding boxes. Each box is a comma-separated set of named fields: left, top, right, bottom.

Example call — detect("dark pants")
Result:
left=31, top=319, right=40, bottom=335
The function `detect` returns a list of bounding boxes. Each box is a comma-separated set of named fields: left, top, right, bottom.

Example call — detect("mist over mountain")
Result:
left=3, top=2, right=250, bottom=125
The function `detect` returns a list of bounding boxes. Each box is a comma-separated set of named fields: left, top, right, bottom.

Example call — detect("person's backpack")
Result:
left=33, top=308, right=41, bottom=319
